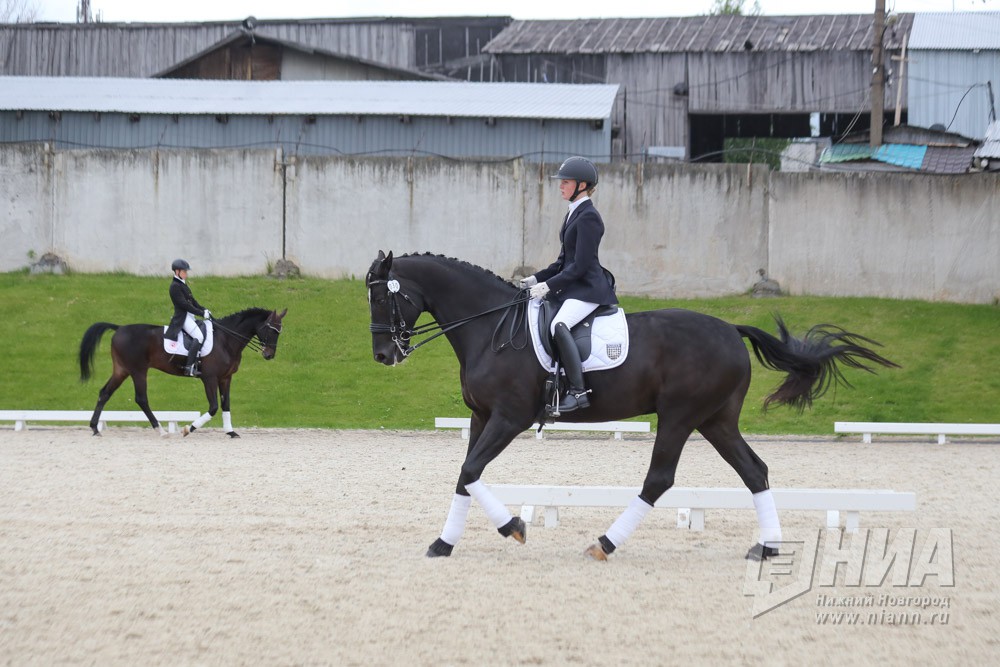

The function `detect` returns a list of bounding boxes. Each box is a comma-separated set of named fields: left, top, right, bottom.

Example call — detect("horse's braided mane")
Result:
left=399, top=252, right=515, bottom=289
left=218, top=307, right=271, bottom=325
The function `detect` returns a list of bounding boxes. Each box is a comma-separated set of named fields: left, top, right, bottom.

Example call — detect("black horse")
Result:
left=79, top=308, right=287, bottom=437
left=366, top=252, right=897, bottom=561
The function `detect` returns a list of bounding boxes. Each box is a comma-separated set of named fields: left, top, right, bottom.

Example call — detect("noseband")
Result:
left=368, top=277, right=418, bottom=357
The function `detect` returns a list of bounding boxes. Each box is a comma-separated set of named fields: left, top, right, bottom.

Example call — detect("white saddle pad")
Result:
left=163, top=321, right=215, bottom=357
left=527, top=300, right=629, bottom=373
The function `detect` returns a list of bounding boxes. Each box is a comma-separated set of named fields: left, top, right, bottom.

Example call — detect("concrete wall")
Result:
left=2, top=144, right=998, bottom=304
left=0, top=144, right=50, bottom=271
left=770, top=172, right=1000, bottom=302
left=286, top=156, right=525, bottom=279
left=1, top=146, right=284, bottom=275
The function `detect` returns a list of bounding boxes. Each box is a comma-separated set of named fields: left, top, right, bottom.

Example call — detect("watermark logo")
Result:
left=744, top=528, right=954, bottom=619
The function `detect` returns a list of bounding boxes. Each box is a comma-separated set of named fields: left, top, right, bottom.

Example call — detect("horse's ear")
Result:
left=277, top=308, right=287, bottom=319
left=369, top=250, right=393, bottom=283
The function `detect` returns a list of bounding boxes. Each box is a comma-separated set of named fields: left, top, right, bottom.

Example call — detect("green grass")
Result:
left=2, top=272, right=998, bottom=433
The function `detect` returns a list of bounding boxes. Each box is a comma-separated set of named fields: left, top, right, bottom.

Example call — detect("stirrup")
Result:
left=184, top=364, right=201, bottom=377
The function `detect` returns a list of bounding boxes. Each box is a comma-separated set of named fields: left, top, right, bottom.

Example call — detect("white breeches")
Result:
left=551, top=298, right=599, bottom=336
left=183, top=313, right=205, bottom=343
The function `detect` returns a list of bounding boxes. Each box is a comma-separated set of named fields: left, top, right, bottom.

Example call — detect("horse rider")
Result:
left=166, top=259, right=212, bottom=377
left=520, top=156, right=618, bottom=412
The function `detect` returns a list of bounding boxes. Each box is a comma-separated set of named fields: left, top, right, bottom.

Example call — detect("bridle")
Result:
left=368, top=274, right=530, bottom=358
left=210, top=316, right=282, bottom=355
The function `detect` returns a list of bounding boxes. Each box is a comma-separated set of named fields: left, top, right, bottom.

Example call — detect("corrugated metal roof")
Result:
left=921, top=145, right=976, bottom=173
left=819, top=144, right=873, bottom=163
left=0, top=77, right=619, bottom=119
left=484, top=14, right=912, bottom=54
left=820, top=142, right=973, bottom=173
left=909, top=12, right=1000, bottom=50
left=873, top=143, right=926, bottom=170
left=974, top=121, right=1000, bottom=159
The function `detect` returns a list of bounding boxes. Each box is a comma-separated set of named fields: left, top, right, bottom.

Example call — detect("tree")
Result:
left=709, top=0, right=762, bottom=15
left=0, top=0, right=39, bottom=22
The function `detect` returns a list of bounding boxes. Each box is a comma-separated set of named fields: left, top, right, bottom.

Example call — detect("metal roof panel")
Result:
left=973, top=121, right=1000, bottom=159
left=909, top=12, right=1000, bottom=50
left=921, top=145, right=976, bottom=173
left=819, top=144, right=873, bottom=163
left=485, top=14, right=912, bottom=54
left=0, top=77, right=619, bottom=120
left=873, top=144, right=927, bottom=170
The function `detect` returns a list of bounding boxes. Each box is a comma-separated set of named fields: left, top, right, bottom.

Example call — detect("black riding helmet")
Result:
left=551, top=156, right=599, bottom=201
left=171, top=259, right=191, bottom=272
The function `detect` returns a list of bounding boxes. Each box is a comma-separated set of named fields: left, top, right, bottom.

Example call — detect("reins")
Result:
left=369, top=277, right=530, bottom=357
left=210, top=317, right=279, bottom=354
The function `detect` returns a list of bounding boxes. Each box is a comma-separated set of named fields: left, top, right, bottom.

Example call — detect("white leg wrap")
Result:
left=192, top=412, right=212, bottom=429
left=222, top=411, right=233, bottom=432
left=753, top=489, right=782, bottom=548
left=440, top=494, right=473, bottom=545
left=465, top=480, right=513, bottom=529
left=605, top=496, right=653, bottom=548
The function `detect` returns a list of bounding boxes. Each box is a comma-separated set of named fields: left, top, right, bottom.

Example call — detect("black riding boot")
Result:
left=553, top=322, right=590, bottom=412
left=184, top=340, right=203, bottom=377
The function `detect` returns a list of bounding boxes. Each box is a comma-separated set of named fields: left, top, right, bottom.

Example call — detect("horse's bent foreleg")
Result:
left=427, top=413, right=527, bottom=557
left=586, top=420, right=692, bottom=561
left=698, top=411, right=781, bottom=561
left=89, top=371, right=128, bottom=436
left=182, top=378, right=219, bottom=437
left=131, top=370, right=166, bottom=437
left=427, top=412, right=488, bottom=557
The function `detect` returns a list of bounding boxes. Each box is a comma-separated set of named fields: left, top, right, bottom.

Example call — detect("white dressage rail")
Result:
left=435, top=417, right=650, bottom=440
left=487, top=485, right=916, bottom=534
left=835, top=421, right=1000, bottom=444
left=0, top=410, right=200, bottom=434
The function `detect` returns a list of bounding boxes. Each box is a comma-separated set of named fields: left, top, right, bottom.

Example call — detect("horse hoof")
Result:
left=745, top=543, right=780, bottom=561
left=227, top=431, right=240, bottom=439
left=426, top=538, right=454, bottom=558
left=498, top=517, right=527, bottom=544
left=584, top=544, right=608, bottom=561
left=182, top=425, right=196, bottom=437
left=91, top=429, right=101, bottom=437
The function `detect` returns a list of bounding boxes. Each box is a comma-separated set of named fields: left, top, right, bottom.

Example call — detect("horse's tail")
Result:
left=736, top=316, right=899, bottom=411
left=79, top=322, right=119, bottom=381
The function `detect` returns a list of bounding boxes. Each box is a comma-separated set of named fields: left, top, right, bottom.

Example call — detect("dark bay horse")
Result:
left=366, top=252, right=897, bottom=561
left=79, top=308, right=287, bottom=437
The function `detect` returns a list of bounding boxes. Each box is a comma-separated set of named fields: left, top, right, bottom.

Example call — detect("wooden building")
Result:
left=154, top=31, right=446, bottom=81
left=483, top=14, right=913, bottom=161
left=0, top=16, right=510, bottom=80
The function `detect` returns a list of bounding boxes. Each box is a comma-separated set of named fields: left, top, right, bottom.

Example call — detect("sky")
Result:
left=26, top=0, right=1000, bottom=24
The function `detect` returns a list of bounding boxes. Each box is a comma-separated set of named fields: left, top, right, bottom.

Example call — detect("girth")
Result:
left=538, top=301, right=619, bottom=360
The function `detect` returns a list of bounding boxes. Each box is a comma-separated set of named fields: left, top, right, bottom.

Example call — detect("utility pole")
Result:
left=871, top=0, right=885, bottom=147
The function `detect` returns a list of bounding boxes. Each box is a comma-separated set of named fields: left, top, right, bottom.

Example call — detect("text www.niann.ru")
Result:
left=816, top=610, right=951, bottom=626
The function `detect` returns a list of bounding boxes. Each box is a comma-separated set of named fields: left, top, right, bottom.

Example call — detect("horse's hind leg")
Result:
left=697, top=404, right=781, bottom=561
left=131, top=370, right=166, bottom=436
left=89, top=369, right=128, bottom=436
left=586, top=421, right=693, bottom=561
